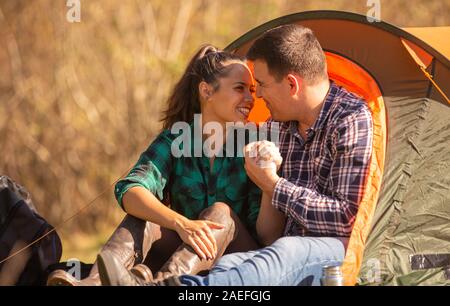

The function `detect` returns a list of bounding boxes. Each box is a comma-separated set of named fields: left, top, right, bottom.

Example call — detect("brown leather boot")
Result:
left=153, top=202, right=236, bottom=282
left=98, top=250, right=181, bottom=286
left=47, top=215, right=156, bottom=286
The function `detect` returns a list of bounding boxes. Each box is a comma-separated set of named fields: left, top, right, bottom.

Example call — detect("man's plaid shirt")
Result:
left=269, top=82, right=373, bottom=237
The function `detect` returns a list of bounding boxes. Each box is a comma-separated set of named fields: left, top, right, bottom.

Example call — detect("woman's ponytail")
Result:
left=161, top=45, right=218, bottom=130
left=161, top=44, right=244, bottom=130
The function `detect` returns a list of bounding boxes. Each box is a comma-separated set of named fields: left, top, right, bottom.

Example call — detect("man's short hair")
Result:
left=247, top=24, right=328, bottom=84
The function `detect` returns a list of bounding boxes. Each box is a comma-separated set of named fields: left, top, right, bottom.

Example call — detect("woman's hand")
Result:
left=174, top=217, right=225, bottom=260
left=122, top=187, right=226, bottom=260
left=244, top=142, right=281, bottom=195
left=255, top=140, right=283, bottom=170
left=245, top=141, right=283, bottom=171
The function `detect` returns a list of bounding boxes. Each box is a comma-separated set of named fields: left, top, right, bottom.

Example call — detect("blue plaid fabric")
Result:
left=269, top=82, right=373, bottom=237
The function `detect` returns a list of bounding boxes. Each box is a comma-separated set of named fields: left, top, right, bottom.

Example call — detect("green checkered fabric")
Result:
left=115, top=125, right=261, bottom=235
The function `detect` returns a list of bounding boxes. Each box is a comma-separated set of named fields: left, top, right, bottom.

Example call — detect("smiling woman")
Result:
left=47, top=44, right=264, bottom=286
left=200, top=61, right=255, bottom=124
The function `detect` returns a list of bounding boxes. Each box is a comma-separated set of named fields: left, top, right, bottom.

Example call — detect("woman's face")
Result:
left=202, top=62, right=255, bottom=125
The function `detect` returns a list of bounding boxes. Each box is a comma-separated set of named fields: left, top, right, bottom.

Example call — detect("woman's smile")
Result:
left=236, top=105, right=252, bottom=118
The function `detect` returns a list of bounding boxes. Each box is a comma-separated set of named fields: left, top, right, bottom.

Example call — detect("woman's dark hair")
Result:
left=161, top=45, right=245, bottom=130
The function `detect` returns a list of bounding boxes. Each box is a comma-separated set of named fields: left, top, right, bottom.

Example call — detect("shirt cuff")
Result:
left=115, top=183, right=143, bottom=210
left=271, top=177, right=307, bottom=220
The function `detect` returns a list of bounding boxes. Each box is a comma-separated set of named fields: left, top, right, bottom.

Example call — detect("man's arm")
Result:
left=256, top=192, right=286, bottom=246
left=272, top=109, right=373, bottom=236
left=245, top=109, right=373, bottom=237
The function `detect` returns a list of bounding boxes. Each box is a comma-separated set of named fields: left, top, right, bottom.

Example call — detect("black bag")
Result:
left=0, top=175, right=62, bottom=285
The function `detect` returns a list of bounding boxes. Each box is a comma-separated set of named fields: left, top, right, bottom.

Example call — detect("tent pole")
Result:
left=419, top=66, right=450, bottom=105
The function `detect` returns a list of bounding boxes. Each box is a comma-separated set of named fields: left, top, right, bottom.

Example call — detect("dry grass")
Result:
left=59, top=226, right=119, bottom=263
left=0, top=0, right=448, bottom=262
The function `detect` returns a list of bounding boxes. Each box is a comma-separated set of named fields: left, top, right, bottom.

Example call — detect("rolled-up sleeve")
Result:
left=114, top=130, right=173, bottom=209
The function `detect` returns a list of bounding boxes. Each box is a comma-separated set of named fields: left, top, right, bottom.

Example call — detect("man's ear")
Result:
left=286, top=74, right=301, bottom=97
left=199, top=81, right=213, bottom=101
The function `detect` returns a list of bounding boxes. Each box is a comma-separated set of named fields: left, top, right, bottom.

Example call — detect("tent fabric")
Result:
left=324, top=52, right=387, bottom=286
left=401, top=39, right=434, bottom=69
left=400, top=39, right=450, bottom=104
left=403, top=27, right=450, bottom=60
left=226, top=10, right=450, bottom=285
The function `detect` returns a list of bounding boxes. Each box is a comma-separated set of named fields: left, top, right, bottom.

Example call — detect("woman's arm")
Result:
left=123, top=186, right=187, bottom=231
left=256, top=192, right=286, bottom=246
left=122, top=186, right=224, bottom=260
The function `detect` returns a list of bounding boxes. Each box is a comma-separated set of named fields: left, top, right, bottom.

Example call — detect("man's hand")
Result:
left=244, top=141, right=282, bottom=195
left=254, top=140, right=283, bottom=170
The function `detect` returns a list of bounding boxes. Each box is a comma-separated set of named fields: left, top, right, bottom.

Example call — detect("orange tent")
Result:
left=226, top=11, right=450, bottom=285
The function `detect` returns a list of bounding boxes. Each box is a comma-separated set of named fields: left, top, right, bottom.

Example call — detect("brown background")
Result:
left=0, top=0, right=448, bottom=261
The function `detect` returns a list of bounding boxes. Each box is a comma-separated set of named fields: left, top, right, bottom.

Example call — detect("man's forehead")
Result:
left=253, top=60, right=271, bottom=81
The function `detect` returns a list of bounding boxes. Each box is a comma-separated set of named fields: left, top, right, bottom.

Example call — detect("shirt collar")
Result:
left=285, top=81, right=338, bottom=140
left=308, top=81, right=338, bottom=133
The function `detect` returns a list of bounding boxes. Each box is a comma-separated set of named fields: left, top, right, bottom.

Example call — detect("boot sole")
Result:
left=47, top=270, right=78, bottom=286
left=97, top=251, right=115, bottom=286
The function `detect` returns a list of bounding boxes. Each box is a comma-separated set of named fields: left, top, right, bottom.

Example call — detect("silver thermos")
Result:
left=321, top=265, right=344, bottom=286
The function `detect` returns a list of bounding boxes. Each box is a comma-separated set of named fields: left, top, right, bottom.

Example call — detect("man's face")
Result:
left=253, top=60, right=293, bottom=122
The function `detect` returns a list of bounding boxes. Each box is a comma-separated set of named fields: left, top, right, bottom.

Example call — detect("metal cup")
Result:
left=321, top=265, right=344, bottom=286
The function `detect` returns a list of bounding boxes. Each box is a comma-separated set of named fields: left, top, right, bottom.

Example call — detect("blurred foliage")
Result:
left=0, top=0, right=449, bottom=260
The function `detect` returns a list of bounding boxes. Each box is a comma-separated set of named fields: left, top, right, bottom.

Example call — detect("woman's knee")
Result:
left=207, top=202, right=232, bottom=213
left=199, top=202, right=233, bottom=221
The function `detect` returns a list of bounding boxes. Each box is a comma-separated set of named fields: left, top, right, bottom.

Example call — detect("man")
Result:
left=98, top=24, right=373, bottom=286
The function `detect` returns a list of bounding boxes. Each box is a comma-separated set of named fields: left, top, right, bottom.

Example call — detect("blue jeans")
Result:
left=179, top=236, right=346, bottom=286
